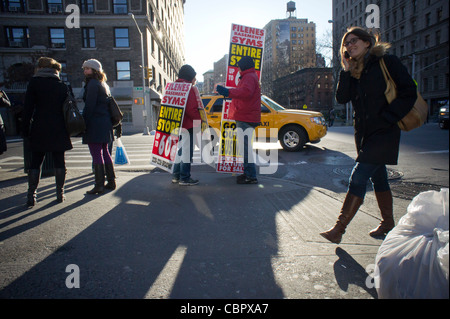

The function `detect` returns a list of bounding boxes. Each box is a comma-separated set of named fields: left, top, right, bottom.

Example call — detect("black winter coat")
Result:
left=82, top=79, right=113, bottom=144
left=23, top=72, right=73, bottom=152
left=336, top=44, right=417, bottom=165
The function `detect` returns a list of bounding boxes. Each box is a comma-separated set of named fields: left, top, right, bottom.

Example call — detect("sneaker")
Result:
left=172, top=177, right=180, bottom=184
left=237, top=175, right=258, bottom=184
left=236, top=174, right=246, bottom=184
left=179, top=178, right=199, bottom=186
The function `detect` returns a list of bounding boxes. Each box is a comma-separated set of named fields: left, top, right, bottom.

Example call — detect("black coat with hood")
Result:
left=22, top=68, right=73, bottom=152
left=336, top=44, right=417, bottom=165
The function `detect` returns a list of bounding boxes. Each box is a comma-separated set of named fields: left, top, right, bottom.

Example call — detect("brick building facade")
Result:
left=0, top=0, right=186, bottom=134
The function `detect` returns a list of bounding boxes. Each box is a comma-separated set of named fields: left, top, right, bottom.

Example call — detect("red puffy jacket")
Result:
left=228, top=68, right=261, bottom=124
left=176, top=79, right=202, bottom=130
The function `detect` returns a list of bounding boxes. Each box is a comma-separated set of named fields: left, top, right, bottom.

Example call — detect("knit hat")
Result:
left=178, top=65, right=196, bottom=81
left=237, top=56, right=255, bottom=71
left=82, top=59, right=103, bottom=72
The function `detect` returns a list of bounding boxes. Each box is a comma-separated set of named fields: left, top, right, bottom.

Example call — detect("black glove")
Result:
left=216, top=85, right=229, bottom=97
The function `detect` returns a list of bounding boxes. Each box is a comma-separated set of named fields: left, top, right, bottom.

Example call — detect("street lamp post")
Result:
left=328, top=19, right=352, bottom=126
left=129, top=13, right=150, bottom=135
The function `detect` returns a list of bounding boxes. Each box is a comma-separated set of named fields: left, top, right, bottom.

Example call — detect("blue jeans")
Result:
left=173, top=128, right=194, bottom=181
left=236, top=121, right=257, bottom=179
left=348, top=162, right=391, bottom=198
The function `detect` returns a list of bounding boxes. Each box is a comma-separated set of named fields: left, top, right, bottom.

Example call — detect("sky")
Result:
left=183, top=0, right=333, bottom=82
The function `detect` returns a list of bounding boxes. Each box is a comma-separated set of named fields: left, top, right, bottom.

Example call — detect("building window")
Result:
left=49, top=28, right=65, bottom=48
left=424, top=34, right=430, bottom=48
left=47, top=0, right=63, bottom=13
left=3, top=0, right=26, bottom=12
left=435, top=30, right=441, bottom=46
left=425, top=13, right=431, bottom=27
left=113, top=0, right=128, bottom=14
left=60, top=61, right=68, bottom=82
left=80, top=0, right=94, bottom=14
left=116, top=61, right=130, bottom=80
left=114, top=28, right=129, bottom=47
left=82, top=28, right=96, bottom=48
left=5, top=26, right=29, bottom=47
left=121, top=105, right=132, bottom=123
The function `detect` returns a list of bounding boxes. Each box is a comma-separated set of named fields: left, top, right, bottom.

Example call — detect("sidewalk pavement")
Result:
left=0, top=165, right=412, bottom=299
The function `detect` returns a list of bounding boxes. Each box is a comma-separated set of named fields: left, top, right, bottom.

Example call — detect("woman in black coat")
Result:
left=81, top=59, right=116, bottom=194
left=22, top=57, right=73, bottom=206
left=320, top=27, right=417, bottom=244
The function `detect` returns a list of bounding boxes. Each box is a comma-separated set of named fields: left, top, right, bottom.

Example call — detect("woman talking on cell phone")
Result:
left=319, top=27, right=417, bottom=244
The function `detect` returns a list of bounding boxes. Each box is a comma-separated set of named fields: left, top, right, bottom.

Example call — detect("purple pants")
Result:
left=88, top=143, right=113, bottom=165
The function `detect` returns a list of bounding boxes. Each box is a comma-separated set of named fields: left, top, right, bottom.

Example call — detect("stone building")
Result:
left=262, top=16, right=317, bottom=98
left=331, top=0, right=449, bottom=119
left=202, top=69, right=214, bottom=94
left=0, top=0, right=186, bottom=134
left=273, top=67, right=333, bottom=115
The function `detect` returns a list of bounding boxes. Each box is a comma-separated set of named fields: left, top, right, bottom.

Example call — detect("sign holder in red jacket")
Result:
left=217, top=23, right=265, bottom=174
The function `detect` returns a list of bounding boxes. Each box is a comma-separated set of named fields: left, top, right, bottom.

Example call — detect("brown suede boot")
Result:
left=369, top=190, right=395, bottom=237
left=320, top=193, right=364, bottom=244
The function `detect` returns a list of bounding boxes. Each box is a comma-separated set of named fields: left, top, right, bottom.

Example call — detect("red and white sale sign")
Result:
left=150, top=82, right=191, bottom=173
left=217, top=23, right=265, bottom=174
left=225, top=23, right=265, bottom=88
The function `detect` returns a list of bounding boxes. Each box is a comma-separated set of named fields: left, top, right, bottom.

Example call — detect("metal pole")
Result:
left=129, top=13, right=149, bottom=135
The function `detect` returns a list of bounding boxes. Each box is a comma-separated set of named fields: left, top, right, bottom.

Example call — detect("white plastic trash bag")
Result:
left=374, top=188, right=449, bottom=299
left=114, top=138, right=130, bottom=165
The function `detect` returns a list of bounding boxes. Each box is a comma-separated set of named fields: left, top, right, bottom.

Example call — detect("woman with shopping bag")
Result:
left=82, top=59, right=117, bottom=194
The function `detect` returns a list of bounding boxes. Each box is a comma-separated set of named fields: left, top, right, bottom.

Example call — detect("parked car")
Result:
left=438, top=102, right=449, bottom=129
left=201, top=94, right=327, bottom=151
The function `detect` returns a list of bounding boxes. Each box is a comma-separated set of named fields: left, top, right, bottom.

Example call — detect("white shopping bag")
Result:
left=114, top=138, right=130, bottom=165
left=374, top=188, right=449, bottom=299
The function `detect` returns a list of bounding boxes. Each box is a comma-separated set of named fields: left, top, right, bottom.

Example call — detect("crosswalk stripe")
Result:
left=1, top=140, right=278, bottom=170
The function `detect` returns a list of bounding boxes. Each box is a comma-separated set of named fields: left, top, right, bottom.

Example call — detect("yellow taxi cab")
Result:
left=201, top=94, right=327, bottom=152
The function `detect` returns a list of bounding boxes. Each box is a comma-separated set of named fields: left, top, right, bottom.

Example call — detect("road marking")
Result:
left=417, top=150, right=449, bottom=154
left=0, top=156, right=24, bottom=164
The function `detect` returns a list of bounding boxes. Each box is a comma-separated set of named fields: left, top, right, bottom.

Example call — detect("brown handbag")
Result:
left=379, top=58, right=428, bottom=131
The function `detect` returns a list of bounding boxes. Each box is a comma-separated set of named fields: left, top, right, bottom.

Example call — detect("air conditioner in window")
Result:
left=49, top=5, right=63, bottom=14
left=115, top=7, right=127, bottom=14
left=52, top=43, right=65, bottom=48
left=9, top=41, right=24, bottom=47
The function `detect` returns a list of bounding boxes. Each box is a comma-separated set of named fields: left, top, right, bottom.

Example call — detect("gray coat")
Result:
left=82, top=78, right=113, bottom=144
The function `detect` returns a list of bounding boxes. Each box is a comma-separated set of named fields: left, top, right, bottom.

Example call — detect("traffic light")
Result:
left=145, top=67, right=152, bottom=79
left=134, top=97, right=144, bottom=105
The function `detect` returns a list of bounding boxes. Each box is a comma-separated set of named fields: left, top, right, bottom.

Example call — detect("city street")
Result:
left=0, top=123, right=448, bottom=301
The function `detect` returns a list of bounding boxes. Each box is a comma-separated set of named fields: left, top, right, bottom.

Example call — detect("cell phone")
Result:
left=344, top=51, right=350, bottom=59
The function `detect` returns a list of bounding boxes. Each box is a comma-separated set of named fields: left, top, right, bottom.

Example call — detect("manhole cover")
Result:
left=390, top=182, right=444, bottom=200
